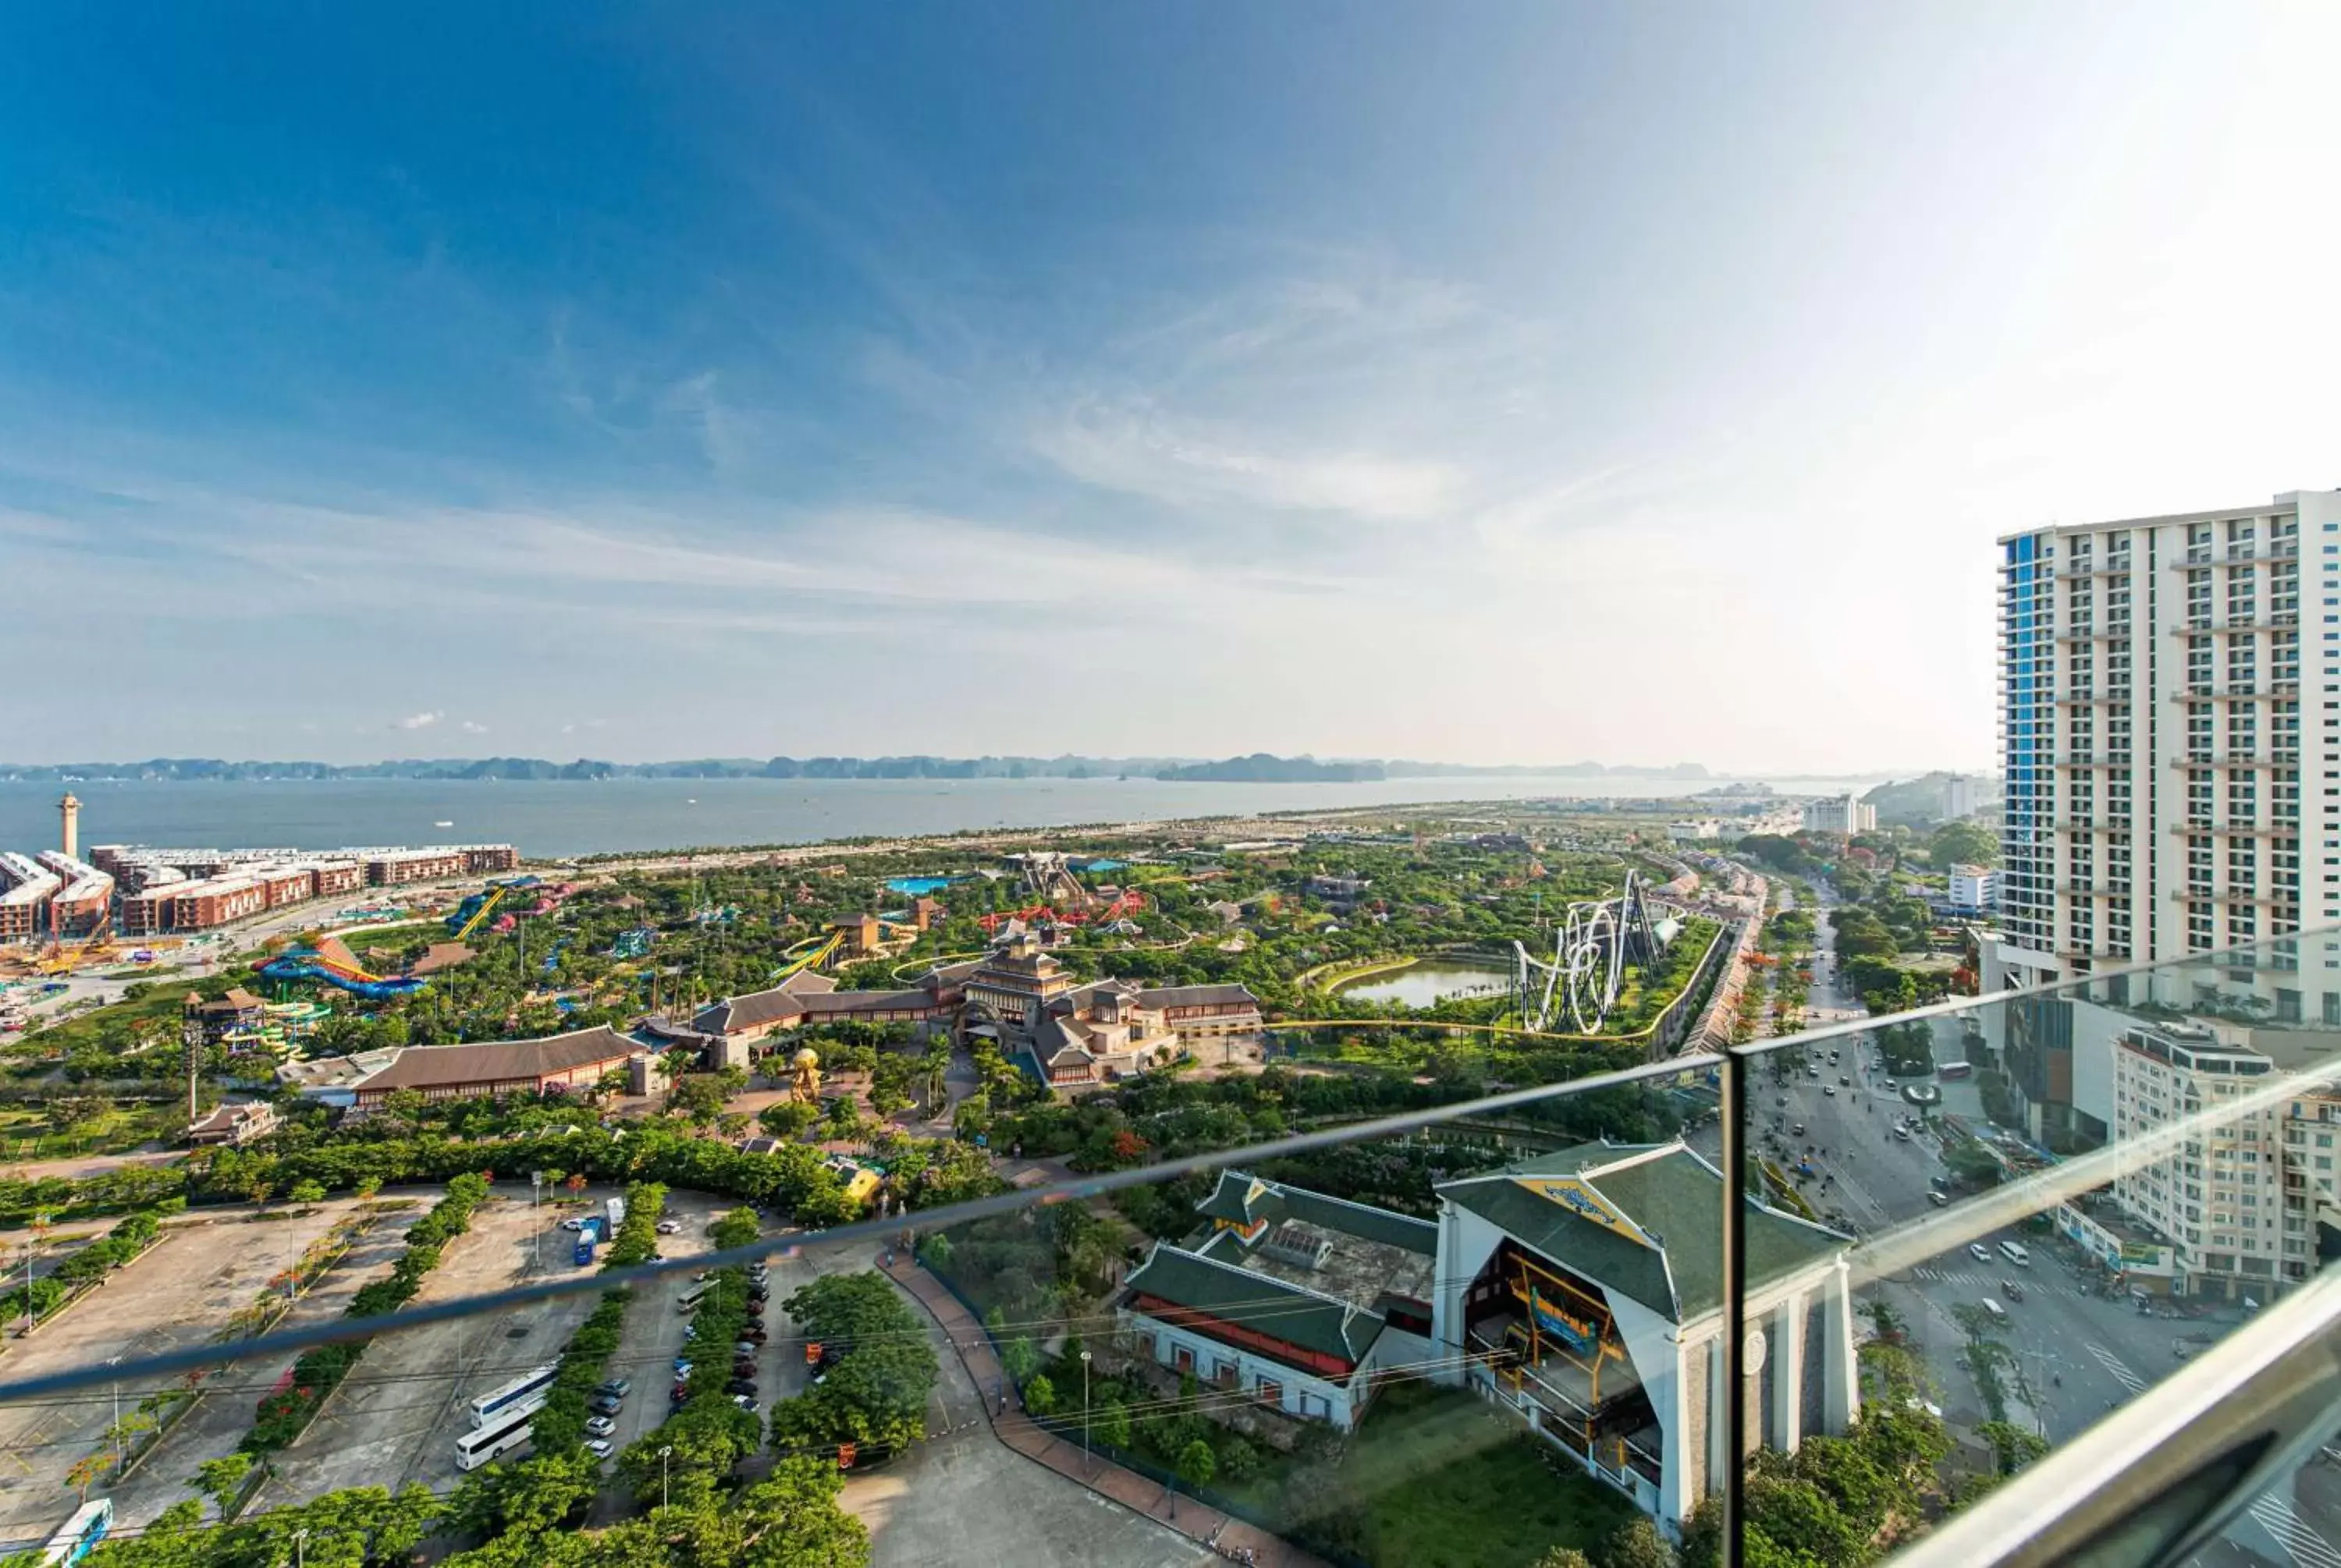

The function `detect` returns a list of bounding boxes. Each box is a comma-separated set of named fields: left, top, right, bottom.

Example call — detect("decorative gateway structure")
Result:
left=1430, top=1141, right=1860, bottom=1536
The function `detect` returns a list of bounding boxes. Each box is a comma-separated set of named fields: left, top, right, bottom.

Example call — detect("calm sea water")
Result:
left=0, top=774, right=1882, bottom=860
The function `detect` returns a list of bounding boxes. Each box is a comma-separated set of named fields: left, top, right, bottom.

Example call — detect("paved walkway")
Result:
left=882, top=1254, right=1327, bottom=1568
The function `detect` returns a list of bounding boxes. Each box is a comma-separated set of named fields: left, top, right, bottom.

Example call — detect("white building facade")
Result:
left=1946, top=864, right=1997, bottom=913
left=1996, top=489, right=2341, bottom=995
left=1799, top=796, right=1875, bottom=836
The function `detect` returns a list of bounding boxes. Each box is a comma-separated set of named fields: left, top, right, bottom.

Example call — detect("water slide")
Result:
left=255, top=950, right=428, bottom=1000
left=449, top=886, right=508, bottom=943
left=766, top=931, right=844, bottom=982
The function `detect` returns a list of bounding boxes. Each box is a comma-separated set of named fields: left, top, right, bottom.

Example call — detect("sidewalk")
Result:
left=882, top=1254, right=1328, bottom=1568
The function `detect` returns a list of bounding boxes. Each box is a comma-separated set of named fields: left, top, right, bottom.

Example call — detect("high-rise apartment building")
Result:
left=1996, top=489, right=2341, bottom=995
left=1800, top=795, right=1875, bottom=836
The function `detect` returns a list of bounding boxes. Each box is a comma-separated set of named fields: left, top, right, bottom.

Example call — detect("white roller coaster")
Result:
left=1512, top=871, right=1675, bottom=1032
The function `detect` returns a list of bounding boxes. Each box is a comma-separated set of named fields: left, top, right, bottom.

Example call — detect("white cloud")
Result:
left=459, top=720, right=488, bottom=735
left=392, top=711, right=442, bottom=731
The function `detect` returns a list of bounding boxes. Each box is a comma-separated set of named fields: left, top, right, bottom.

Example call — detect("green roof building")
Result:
left=1430, top=1140, right=1859, bottom=1538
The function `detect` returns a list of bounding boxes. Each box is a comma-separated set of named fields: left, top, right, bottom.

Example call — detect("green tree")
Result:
left=1024, top=1374, right=1057, bottom=1417
left=287, top=1179, right=327, bottom=1205
left=190, top=1450, right=254, bottom=1515
left=1978, top=1419, right=2051, bottom=1476
left=1601, top=1517, right=1680, bottom=1568
left=1531, top=1551, right=1596, bottom=1568
left=1174, top=1438, right=1216, bottom=1508
left=1096, top=1399, right=1131, bottom=1452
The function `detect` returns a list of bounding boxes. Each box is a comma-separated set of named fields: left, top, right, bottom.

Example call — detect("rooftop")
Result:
left=1437, top=1141, right=1846, bottom=1321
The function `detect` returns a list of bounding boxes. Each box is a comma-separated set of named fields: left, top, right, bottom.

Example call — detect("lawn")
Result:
left=1226, top=1382, right=1638, bottom=1568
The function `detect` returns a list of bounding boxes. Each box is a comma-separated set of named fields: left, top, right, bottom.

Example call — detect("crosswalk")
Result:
left=2085, top=1342, right=2147, bottom=1396
left=2089, top=1345, right=2341, bottom=1568
left=2249, top=1494, right=2341, bottom=1568
left=1908, top=1266, right=2091, bottom=1300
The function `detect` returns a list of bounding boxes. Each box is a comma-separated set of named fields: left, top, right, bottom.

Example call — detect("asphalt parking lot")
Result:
left=108, top=1203, right=417, bottom=1531
left=260, top=1190, right=609, bottom=1509
left=0, top=1202, right=359, bottom=1551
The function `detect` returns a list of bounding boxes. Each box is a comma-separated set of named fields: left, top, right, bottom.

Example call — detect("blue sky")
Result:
left=5, top=4, right=2339, bottom=770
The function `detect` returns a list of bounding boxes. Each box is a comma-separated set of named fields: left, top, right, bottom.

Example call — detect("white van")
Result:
left=1980, top=1297, right=2006, bottom=1321
left=1998, top=1240, right=2030, bottom=1268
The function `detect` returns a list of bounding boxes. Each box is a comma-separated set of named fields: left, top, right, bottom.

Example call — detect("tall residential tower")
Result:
left=1995, top=489, right=2341, bottom=1004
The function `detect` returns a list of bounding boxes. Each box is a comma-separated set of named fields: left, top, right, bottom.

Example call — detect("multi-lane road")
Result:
left=1763, top=889, right=2341, bottom=1568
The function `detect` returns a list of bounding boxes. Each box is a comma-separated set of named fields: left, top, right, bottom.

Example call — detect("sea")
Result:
left=0, top=774, right=1886, bottom=860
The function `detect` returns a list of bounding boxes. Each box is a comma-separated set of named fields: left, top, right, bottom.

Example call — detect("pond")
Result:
left=1336, top=960, right=1511, bottom=1009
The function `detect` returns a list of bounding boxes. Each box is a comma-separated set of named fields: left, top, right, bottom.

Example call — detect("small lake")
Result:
left=884, top=876, right=963, bottom=896
left=1337, top=960, right=1511, bottom=1009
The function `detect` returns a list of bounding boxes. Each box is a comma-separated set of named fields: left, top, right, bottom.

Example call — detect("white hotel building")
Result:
left=1995, top=489, right=2341, bottom=997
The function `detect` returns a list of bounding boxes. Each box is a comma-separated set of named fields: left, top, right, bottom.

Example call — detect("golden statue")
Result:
left=790, top=1046, right=822, bottom=1104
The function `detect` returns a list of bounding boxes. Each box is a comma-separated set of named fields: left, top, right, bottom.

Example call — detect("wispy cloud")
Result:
left=458, top=720, right=488, bottom=735
left=392, top=711, right=442, bottom=731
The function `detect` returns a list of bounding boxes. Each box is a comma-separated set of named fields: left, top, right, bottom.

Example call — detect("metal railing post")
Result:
left=1718, top=1045, right=1747, bottom=1568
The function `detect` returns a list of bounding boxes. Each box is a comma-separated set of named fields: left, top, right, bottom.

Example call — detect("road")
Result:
left=1766, top=885, right=2341, bottom=1568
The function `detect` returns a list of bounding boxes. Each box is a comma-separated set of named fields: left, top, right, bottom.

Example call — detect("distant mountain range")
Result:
left=0, top=754, right=1716, bottom=784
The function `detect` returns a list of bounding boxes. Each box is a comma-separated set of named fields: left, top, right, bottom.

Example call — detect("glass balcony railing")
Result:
left=0, top=936, right=2336, bottom=1568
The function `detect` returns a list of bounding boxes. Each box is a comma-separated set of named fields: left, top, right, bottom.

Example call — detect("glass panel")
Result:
left=0, top=929, right=2335, bottom=1567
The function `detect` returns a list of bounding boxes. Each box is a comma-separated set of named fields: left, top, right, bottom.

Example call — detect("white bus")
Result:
left=455, top=1399, right=544, bottom=1470
left=467, top=1364, right=559, bottom=1429
left=1999, top=1240, right=2031, bottom=1267
left=677, top=1287, right=705, bottom=1313
left=607, top=1195, right=627, bottom=1230
left=39, top=1499, right=113, bottom=1566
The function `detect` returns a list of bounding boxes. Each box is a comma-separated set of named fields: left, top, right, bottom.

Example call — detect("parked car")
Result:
left=656, top=1219, right=681, bottom=1234
left=726, top=1378, right=757, bottom=1396
left=673, top=1359, right=692, bottom=1376
left=585, top=1439, right=614, bottom=1459
left=734, top=1341, right=758, bottom=1356
left=598, top=1378, right=631, bottom=1398
left=588, top=1393, right=623, bottom=1415
left=1928, top=1191, right=1950, bottom=1207
left=560, top=1218, right=584, bottom=1232
left=740, top=1325, right=769, bottom=1344
left=731, top=1395, right=759, bottom=1412
left=585, top=1416, right=617, bottom=1436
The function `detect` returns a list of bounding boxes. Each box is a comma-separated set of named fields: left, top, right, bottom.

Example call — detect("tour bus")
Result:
left=39, top=1499, right=113, bottom=1566
left=1999, top=1240, right=2031, bottom=1267
left=455, top=1399, right=544, bottom=1470
left=1939, top=1061, right=1974, bottom=1080
left=677, top=1286, right=706, bottom=1313
left=468, top=1363, right=559, bottom=1428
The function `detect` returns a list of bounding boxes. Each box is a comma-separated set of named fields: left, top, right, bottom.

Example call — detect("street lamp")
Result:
left=1079, top=1350, right=1093, bottom=1473
left=106, top=1357, right=122, bottom=1469
left=659, top=1445, right=673, bottom=1511
left=293, top=1527, right=308, bottom=1568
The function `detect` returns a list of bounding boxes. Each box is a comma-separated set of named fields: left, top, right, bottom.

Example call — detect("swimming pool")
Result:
left=885, top=876, right=960, bottom=896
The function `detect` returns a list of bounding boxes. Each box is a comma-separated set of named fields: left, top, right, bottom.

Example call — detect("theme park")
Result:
left=0, top=789, right=1978, bottom=1568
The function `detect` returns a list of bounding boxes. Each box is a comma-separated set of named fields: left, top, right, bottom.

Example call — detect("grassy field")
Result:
left=1224, top=1383, right=1637, bottom=1568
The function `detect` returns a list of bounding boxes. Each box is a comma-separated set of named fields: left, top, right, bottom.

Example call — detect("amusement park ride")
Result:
left=1512, top=871, right=1676, bottom=1033
left=975, top=857, right=1146, bottom=934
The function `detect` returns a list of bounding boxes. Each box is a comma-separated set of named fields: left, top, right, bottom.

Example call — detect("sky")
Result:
left=4, top=3, right=2339, bottom=773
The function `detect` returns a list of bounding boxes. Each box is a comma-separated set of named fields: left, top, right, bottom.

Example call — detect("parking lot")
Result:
left=260, top=1190, right=615, bottom=1509
left=0, top=1202, right=361, bottom=1551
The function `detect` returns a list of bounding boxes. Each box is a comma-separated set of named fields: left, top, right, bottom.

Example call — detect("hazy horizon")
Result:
left=6, top=5, right=2336, bottom=768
